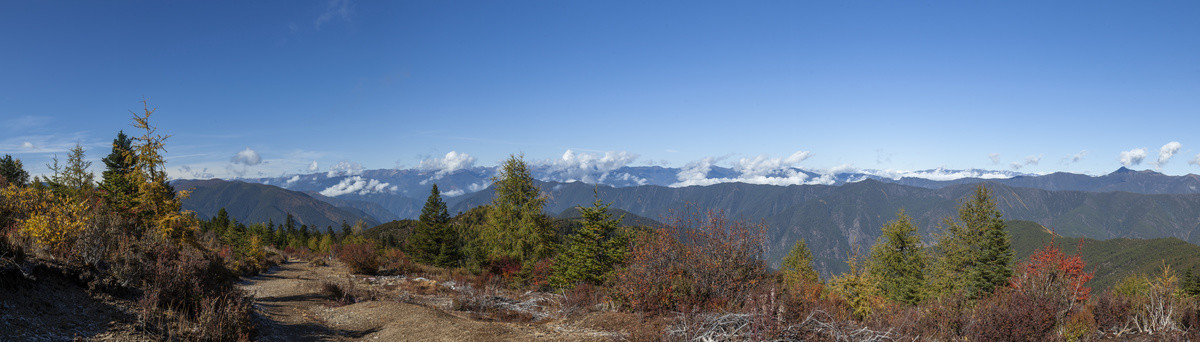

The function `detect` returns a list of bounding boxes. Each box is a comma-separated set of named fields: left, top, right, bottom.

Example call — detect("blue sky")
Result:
left=2, top=1, right=1198, bottom=179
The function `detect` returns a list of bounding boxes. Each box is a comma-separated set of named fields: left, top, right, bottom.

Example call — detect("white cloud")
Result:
left=318, top=176, right=392, bottom=197
left=467, top=181, right=490, bottom=192
left=308, top=160, right=319, bottom=172
left=231, top=147, right=262, bottom=166
left=1010, top=154, right=1043, bottom=170
left=1190, top=153, right=1200, bottom=167
left=988, top=153, right=1001, bottom=164
left=1119, top=148, right=1148, bottom=167
left=1156, top=141, right=1183, bottom=168
left=673, top=157, right=721, bottom=187
left=418, top=151, right=477, bottom=179
left=442, top=189, right=466, bottom=197
left=540, top=149, right=639, bottom=184
left=327, top=161, right=364, bottom=177
left=177, top=165, right=215, bottom=179
left=1070, top=150, right=1088, bottom=163
left=671, top=151, right=830, bottom=187
left=733, top=151, right=811, bottom=178
left=862, top=168, right=1021, bottom=181
left=285, top=175, right=301, bottom=186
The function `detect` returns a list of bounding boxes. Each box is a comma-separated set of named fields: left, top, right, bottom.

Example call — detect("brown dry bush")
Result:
left=320, top=279, right=377, bottom=305
left=134, top=239, right=255, bottom=340
left=557, top=283, right=606, bottom=318
left=612, top=209, right=769, bottom=315
left=377, top=248, right=416, bottom=275
left=965, top=289, right=1061, bottom=341
left=1093, top=291, right=1134, bottom=335
left=336, top=242, right=379, bottom=275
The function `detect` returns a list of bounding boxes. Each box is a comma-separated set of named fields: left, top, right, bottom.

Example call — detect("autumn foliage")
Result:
left=613, top=209, right=768, bottom=314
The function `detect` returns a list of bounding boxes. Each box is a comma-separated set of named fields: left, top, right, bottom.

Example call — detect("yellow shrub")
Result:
left=1, top=185, right=90, bottom=252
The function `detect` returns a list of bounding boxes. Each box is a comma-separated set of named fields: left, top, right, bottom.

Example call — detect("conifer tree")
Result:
left=62, top=143, right=94, bottom=195
left=867, top=210, right=926, bottom=305
left=340, top=220, right=352, bottom=242
left=482, top=154, right=553, bottom=265
left=99, top=131, right=138, bottom=213
left=781, top=238, right=820, bottom=288
left=128, top=100, right=190, bottom=240
left=550, top=193, right=627, bottom=288
left=0, top=154, right=30, bottom=187
left=409, top=184, right=458, bottom=267
left=929, top=185, right=1013, bottom=300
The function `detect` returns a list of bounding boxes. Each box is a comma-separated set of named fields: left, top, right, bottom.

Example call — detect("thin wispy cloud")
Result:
left=4, top=115, right=51, bottom=132
left=988, top=153, right=1001, bottom=164
left=314, top=0, right=353, bottom=30
left=1070, top=150, right=1088, bottom=163
left=1010, top=154, right=1043, bottom=170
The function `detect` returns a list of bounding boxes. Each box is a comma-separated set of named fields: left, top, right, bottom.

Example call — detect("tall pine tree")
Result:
left=867, top=210, right=927, bottom=305
left=929, top=185, right=1013, bottom=300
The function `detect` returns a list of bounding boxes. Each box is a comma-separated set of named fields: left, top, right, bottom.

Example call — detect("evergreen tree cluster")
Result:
left=784, top=184, right=1014, bottom=311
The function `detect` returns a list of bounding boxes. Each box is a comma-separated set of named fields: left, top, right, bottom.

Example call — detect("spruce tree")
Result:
left=409, top=184, right=458, bottom=267
left=0, top=154, right=29, bottom=187
left=550, top=194, right=626, bottom=288
left=482, top=154, right=553, bottom=265
left=867, top=210, right=926, bottom=305
left=62, top=143, right=94, bottom=194
left=929, top=185, right=1013, bottom=300
left=100, top=131, right=138, bottom=212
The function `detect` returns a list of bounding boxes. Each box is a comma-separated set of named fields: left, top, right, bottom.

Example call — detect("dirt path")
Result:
left=239, top=260, right=610, bottom=342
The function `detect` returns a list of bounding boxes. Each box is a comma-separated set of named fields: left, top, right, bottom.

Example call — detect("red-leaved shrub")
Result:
left=337, top=243, right=379, bottom=275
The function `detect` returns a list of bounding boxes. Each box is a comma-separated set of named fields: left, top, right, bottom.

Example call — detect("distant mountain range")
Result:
left=173, top=179, right=379, bottom=231
left=178, top=167, right=1200, bottom=275
left=230, top=166, right=1200, bottom=225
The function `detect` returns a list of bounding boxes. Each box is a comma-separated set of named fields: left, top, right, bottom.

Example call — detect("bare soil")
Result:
left=240, top=260, right=620, bottom=341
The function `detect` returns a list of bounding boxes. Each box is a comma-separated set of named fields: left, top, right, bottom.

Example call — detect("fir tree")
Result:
left=867, top=210, right=927, bottom=305
left=0, top=154, right=30, bottom=187
left=929, top=185, right=1013, bottom=300
left=550, top=193, right=628, bottom=288
left=99, top=131, right=138, bottom=213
